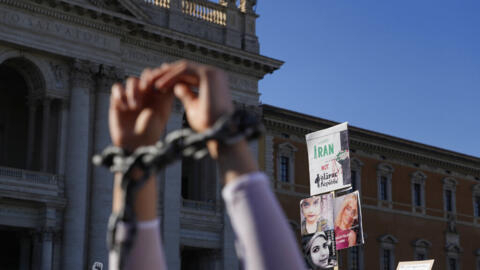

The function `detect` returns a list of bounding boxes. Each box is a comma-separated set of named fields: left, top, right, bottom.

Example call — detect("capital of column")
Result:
left=97, top=65, right=125, bottom=93
left=70, top=59, right=99, bottom=89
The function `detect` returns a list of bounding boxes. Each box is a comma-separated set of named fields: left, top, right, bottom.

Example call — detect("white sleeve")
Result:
left=110, top=218, right=167, bottom=270
left=222, top=172, right=306, bottom=270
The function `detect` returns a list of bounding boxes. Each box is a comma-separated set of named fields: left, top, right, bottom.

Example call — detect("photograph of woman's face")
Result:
left=339, top=195, right=358, bottom=228
left=310, top=235, right=330, bottom=269
left=301, top=196, right=321, bottom=224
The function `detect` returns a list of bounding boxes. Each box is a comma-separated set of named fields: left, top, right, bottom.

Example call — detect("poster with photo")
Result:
left=306, top=122, right=351, bottom=195
left=302, top=230, right=337, bottom=270
left=333, top=191, right=364, bottom=250
left=300, top=193, right=334, bottom=236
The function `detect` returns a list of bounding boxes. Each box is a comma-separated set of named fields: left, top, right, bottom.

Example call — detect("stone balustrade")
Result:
left=182, top=198, right=221, bottom=212
left=144, top=0, right=170, bottom=8
left=0, top=166, right=64, bottom=196
left=139, top=0, right=259, bottom=52
left=143, top=0, right=227, bottom=26
left=182, top=0, right=227, bottom=26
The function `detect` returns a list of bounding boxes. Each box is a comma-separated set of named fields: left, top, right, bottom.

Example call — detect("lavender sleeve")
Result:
left=222, top=172, right=306, bottom=270
left=110, top=219, right=167, bottom=270
left=114, top=172, right=304, bottom=270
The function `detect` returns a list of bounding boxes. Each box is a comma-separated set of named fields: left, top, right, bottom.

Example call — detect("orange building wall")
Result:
left=269, top=133, right=479, bottom=269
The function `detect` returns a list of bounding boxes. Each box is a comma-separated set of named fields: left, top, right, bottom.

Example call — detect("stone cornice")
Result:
left=262, top=104, right=480, bottom=177
left=4, top=0, right=282, bottom=78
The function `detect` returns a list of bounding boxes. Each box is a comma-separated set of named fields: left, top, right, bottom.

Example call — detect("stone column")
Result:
left=31, top=231, right=43, bottom=270
left=162, top=107, right=183, bottom=270
left=41, top=230, right=53, bottom=270
left=87, top=66, right=123, bottom=269
left=56, top=100, right=69, bottom=175
left=222, top=215, right=239, bottom=270
left=41, top=97, right=51, bottom=172
left=62, top=59, right=97, bottom=270
left=26, top=99, right=38, bottom=169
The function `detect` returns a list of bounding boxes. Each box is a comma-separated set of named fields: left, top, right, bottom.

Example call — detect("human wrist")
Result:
left=215, top=139, right=258, bottom=185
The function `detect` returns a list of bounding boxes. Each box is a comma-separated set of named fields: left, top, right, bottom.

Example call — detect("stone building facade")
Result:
left=0, top=1, right=282, bottom=269
left=260, top=104, right=480, bottom=270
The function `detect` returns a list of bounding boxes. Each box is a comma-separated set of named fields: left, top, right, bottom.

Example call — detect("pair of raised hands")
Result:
left=109, top=60, right=233, bottom=157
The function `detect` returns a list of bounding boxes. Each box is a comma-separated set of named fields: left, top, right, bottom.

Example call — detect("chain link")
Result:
left=92, top=109, right=264, bottom=270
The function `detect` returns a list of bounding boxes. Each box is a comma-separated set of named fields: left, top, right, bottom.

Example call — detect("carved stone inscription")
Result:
left=0, top=8, right=119, bottom=51
left=121, top=46, right=172, bottom=66
left=228, top=74, right=258, bottom=93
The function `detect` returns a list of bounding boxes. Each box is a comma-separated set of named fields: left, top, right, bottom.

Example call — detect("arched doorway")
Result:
left=0, top=57, right=60, bottom=173
left=0, top=63, right=29, bottom=169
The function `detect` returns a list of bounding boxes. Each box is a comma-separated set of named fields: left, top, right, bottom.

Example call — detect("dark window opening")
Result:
left=380, top=176, right=388, bottom=201
left=414, top=183, right=422, bottom=207
left=445, top=190, right=453, bottom=212
left=280, top=156, right=289, bottom=182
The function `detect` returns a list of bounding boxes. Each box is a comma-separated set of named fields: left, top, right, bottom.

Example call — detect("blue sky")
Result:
left=255, top=0, right=480, bottom=158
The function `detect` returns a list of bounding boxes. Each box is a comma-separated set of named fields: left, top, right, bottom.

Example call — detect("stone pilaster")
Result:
left=41, top=97, right=52, bottom=172
left=168, top=0, right=183, bottom=32
left=62, top=59, right=98, bottom=270
left=56, top=100, right=69, bottom=175
left=162, top=110, right=183, bottom=270
left=224, top=2, right=242, bottom=49
left=241, top=11, right=259, bottom=53
left=41, top=229, right=54, bottom=270
left=222, top=215, right=239, bottom=270
left=26, top=98, right=38, bottom=170
left=87, top=65, right=124, bottom=269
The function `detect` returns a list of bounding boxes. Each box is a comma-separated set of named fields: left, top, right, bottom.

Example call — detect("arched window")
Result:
left=378, top=234, right=398, bottom=270
left=443, top=177, right=457, bottom=215
left=350, top=157, right=364, bottom=194
left=0, top=57, right=60, bottom=173
left=276, top=142, right=297, bottom=184
left=412, top=239, right=432, bottom=260
left=411, top=171, right=427, bottom=214
left=473, top=184, right=480, bottom=220
left=377, top=163, right=394, bottom=208
left=181, top=115, right=218, bottom=205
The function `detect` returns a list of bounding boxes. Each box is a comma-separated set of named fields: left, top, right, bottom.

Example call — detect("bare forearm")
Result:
left=215, top=139, right=258, bottom=185
left=112, top=172, right=157, bottom=221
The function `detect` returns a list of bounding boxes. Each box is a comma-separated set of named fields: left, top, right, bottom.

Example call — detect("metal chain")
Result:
left=92, top=109, right=264, bottom=270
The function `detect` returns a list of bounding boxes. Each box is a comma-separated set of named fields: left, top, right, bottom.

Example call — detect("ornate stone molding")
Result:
left=262, top=105, right=480, bottom=177
left=96, top=64, right=124, bottom=93
left=70, top=59, right=99, bottom=90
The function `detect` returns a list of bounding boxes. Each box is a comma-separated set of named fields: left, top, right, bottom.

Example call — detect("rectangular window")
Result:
left=280, top=156, right=289, bottom=182
left=351, top=170, right=357, bottom=191
left=416, top=252, right=426, bottom=260
left=414, top=183, right=422, bottom=207
left=350, top=246, right=359, bottom=270
left=380, top=176, right=388, bottom=201
left=475, top=196, right=480, bottom=217
left=383, top=249, right=391, bottom=270
left=448, top=258, right=457, bottom=270
left=445, top=189, right=453, bottom=212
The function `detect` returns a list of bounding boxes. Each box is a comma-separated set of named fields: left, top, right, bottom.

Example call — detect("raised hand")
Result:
left=152, top=60, right=234, bottom=133
left=109, top=66, right=175, bottom=151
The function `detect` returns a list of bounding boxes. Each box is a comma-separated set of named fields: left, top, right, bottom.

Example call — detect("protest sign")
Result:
left=333, top=191, right=364, bottom=250
left=300, top=193, right=334, bottom=236
left=396, top=260, right=434, bottom=270
left=306, top=123, right=351, bottom=195
left=302, top=230, right=337, bottom=269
